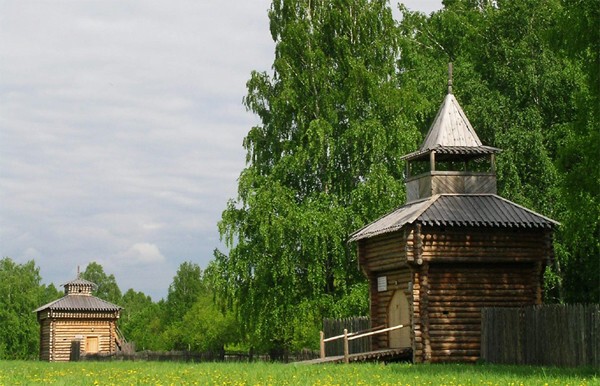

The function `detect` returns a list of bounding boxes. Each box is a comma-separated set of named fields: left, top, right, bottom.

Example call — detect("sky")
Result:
left=0, top=0, right=442, bottom=300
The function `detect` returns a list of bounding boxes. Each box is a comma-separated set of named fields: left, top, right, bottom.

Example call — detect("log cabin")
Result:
left=34, top=275, right=123, bottom=361
left=349, top=71, right=558, bottom=363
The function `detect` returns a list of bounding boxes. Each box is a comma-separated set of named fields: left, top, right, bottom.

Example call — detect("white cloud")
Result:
left=22, top=247, right=42, bottom=261
left=0, top=0, right=441, bottom=300
left=120, top=243, right=166, bottom=265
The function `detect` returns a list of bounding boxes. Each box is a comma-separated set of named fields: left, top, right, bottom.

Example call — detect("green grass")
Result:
left=0, top=360, right=597, bottom=385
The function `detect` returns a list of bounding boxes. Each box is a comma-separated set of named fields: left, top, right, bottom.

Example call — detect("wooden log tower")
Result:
left=349, top=65, right=558, bottom=363
left=34, top=274, right=123, bottom=361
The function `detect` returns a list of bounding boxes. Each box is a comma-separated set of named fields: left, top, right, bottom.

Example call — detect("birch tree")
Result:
left=215, top=0, right=419, bottom=352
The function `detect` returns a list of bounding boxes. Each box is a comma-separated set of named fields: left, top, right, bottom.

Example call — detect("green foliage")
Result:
left=165, top=261, right=205, bottom=325
left=1, top=0, right=597, bottom=360
left=118, top=289, right=163, bottom=350
left=165, top=295, right=239, bottom=352
left=0, top=259, right=240, bottom=356
left=158, top=261, right=241, bottom=352
left=397, top=0, right=599, bottom=302
left=42, top=283, right=62, bottom=301
left=81, top=262, right=123, bottom=305
left=214, top=2, right=598, bottom=354
left=552, top=0, right=600, bottom=303
left=0, top=258, right=49, bottom=359
left=216, top=0, right=420, bottom=353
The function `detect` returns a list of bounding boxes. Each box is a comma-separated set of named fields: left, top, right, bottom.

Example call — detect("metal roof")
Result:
left=349, top=194, right=559, bottom=242
left=34, top=295, right=122, bottom=313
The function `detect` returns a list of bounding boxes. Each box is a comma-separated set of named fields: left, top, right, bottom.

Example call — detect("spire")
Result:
left=420, top=93, right=482, bottom=150
left=401, top=64, right=501, bottom=202
left=448, top=62, right=453, bottom=94
left=401, top=65, right=502, bottom=161
left=416, top=63, right=484, bottom=150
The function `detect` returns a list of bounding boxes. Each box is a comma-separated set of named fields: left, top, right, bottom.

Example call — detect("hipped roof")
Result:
left=34, top=295, right=121, bottom=312
left=62, top=277, right=97, bottom=289
left=349, top=194, right=559, bottom=242
left=401, top=93, right=501, bottom=161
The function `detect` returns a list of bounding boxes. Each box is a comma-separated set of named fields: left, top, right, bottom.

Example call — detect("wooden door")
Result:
left=85, top=336, right=99, bottom=353
left=388, top=290, right=410, bottom=348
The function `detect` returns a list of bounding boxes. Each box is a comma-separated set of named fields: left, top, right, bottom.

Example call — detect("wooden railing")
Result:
left=323, top=317, right=371, bottom=356
left=319, top=324, right=405, bottom=363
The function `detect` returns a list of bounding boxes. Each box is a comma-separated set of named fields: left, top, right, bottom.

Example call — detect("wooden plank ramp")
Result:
left=298, top=348, right=412, bottom=365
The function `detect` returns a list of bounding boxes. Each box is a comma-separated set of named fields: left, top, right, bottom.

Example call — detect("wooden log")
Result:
left=429, top=319, right=481, bottom=325
left=430, top=355, right=480, bottom=363
left=427, top=324, right=482, bottom=331
left=429, top=330, right=480, bottom=337
left=429, top=336, right=480, bottom=344
left=429, top=300, right=533, bottom=307
left=428, top=283, right=533, bottom=291
left=427, top=294, right=534, bottom=302
left=421, top=262, right=430, bottom=362
left=429, top=311, right=481, bottom=318
left=431, top=349, right=480, bottom=356
left=430, top=343, right=481, bottom=350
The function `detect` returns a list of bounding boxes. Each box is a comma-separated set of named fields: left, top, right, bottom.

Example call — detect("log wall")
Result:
left=420, top=227, right=552, bottom=264
left=418, top=226, right=549, bottom=363
left=39, top=320, right=51, bottom=361
left=38, top=314, right=119, bottom=362
left=359, top=224, right=551, bottom=363
left=359, top=230, right=412, bottom=351
left=359, top=231, right=408, bottom=271
left=425, top=263, right=540, bottom=363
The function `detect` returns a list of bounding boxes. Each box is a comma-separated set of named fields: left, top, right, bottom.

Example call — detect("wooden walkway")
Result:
left=298, top=348, right=412, bottom=365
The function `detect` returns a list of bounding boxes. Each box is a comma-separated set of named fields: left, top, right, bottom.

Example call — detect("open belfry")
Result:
left=34, top=273, right=123, bottom=361
left=350, top=65, right=558, bottom=363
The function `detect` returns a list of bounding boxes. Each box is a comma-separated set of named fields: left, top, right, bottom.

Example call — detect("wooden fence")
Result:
left=322, top=317, right=371, bottom=356
left=80, top=348, right=319, bottom=363
left=481, top=304, right=599, bottom=367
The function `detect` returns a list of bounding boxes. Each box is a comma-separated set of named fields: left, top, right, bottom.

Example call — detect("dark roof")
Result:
left=349, top=194, right=559, bottom=242
left=34, top=295, right=121, bottom=313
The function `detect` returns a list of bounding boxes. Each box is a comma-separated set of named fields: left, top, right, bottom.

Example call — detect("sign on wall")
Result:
left=377, top=276, right=387, bottom=292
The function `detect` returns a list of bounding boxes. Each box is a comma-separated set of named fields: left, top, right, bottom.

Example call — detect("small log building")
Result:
left=349, top=76, right=558, bottom=363
left=34, top=276, right=123, bottom=361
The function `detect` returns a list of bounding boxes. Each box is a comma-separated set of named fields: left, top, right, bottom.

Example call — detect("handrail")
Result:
left=348, top=324, right=404, bottom=341
left=319, top=324, right=405, bottom=363
left=322, top=325, right=385, bottom=343
left=323, top=331, right=357, bottom=343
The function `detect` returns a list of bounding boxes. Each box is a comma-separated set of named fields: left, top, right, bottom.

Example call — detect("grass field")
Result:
left=0, top=361, right=597, bottom=386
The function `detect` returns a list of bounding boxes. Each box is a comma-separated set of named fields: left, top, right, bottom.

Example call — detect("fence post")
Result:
left=343, top=329, right=349, bottom=364
left=320, top=331, right=325, bottom=359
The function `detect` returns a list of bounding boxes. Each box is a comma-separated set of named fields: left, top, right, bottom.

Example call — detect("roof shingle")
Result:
left=34, top=295, right=121, bottom=313
left=349, top=194, right=558, bottom=242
